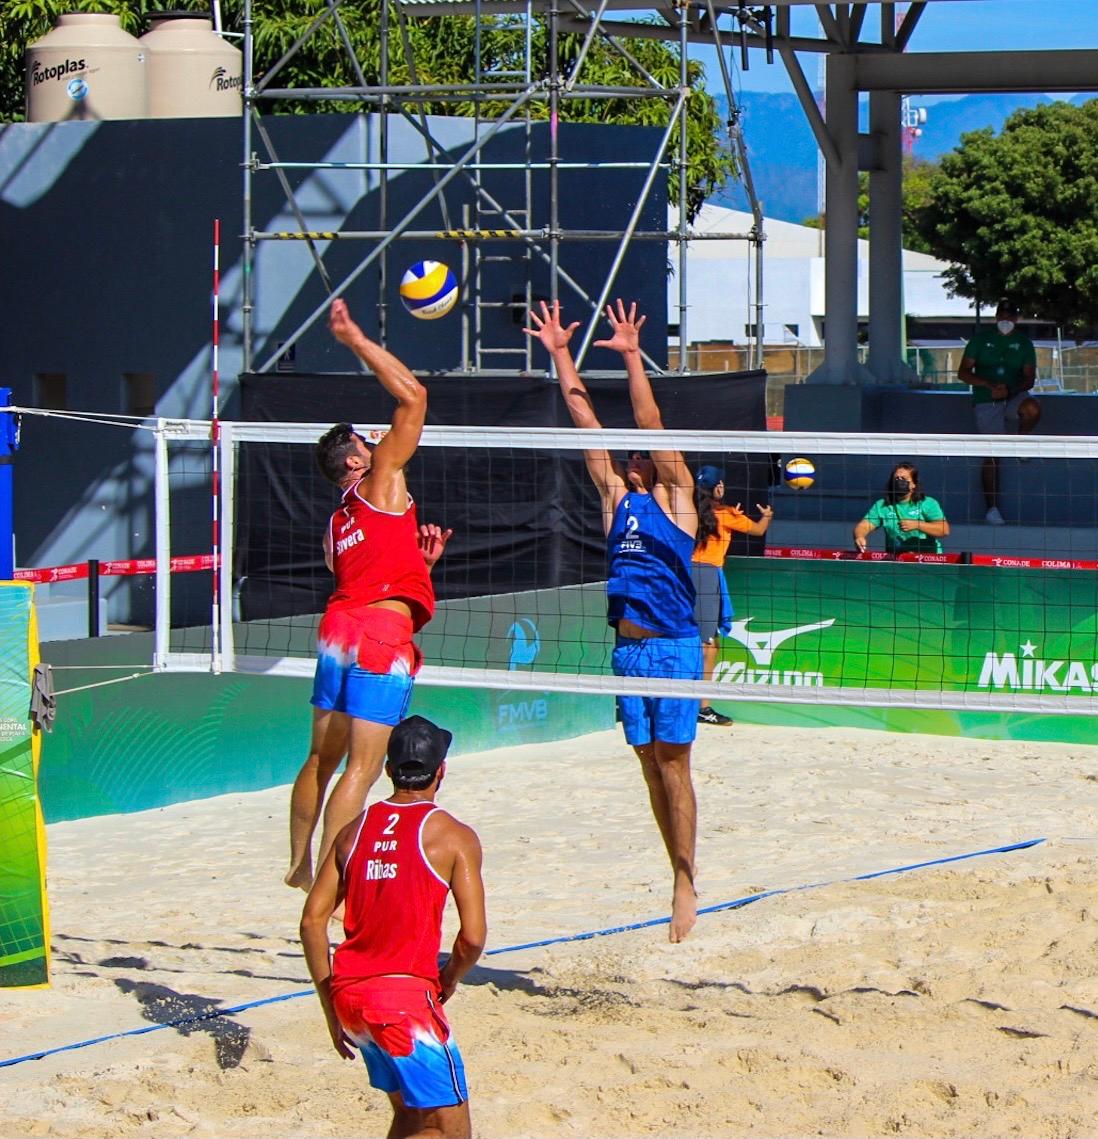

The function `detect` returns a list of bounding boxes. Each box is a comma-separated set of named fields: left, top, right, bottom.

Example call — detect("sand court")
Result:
left=3, top=723, right=1097, bottom=1138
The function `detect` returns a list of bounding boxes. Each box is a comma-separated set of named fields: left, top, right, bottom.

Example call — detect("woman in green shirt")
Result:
left=853, top=462, right=950, bottom=556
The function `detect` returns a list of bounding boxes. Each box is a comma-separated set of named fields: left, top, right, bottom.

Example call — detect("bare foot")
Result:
left=284, top=863, right=313, bottom=891
left=669, top=881, right=697, bottom=943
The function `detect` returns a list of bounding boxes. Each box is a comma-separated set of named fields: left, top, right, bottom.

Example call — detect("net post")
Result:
left=154, top=422, right=171, bottom=670
left=0, top=387, right=14, bottom=580
left=86, top=559, right=100, bottom=638
left=218, top=422, right=237, bottom=673
left=211, top=218, right=223, bottom=674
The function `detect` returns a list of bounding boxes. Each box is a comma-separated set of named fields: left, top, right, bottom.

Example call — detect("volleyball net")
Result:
left=152, top=418, right=1098, bottom=716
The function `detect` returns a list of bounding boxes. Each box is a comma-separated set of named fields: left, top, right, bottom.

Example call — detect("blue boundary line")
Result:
left=0, top=837, right=1044, bottom=1070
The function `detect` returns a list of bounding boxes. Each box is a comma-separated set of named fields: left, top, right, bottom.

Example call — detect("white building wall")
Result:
left=669, top=205, right=977, bottom=349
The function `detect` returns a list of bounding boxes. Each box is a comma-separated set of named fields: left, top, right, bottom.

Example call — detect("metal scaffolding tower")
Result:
left=239, top=0, right=768, bottom=377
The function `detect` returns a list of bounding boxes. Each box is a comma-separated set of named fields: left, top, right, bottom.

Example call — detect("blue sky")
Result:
left=709, top=0, right=1098, bottom=99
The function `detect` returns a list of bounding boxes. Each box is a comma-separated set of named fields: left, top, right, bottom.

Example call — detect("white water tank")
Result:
left=25, top=13, right=147, bottom=122
left=140, top=12, right=242, bottom=119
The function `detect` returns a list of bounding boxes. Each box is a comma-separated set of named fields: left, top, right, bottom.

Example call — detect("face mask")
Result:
left=997, top=319, right=1015, bottom=335
left=891, top=476, right=911, bottom=495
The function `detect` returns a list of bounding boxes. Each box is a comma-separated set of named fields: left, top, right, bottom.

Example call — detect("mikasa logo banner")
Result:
left=978, top=641, right=1098, bottom=694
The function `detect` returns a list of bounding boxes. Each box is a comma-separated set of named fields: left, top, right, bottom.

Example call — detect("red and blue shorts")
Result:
left=311, top=606, right=420, bottom=726
left=332, top=976, right=468, bottom=1110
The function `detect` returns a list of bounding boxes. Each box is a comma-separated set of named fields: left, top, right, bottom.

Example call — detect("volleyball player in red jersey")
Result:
left=302, top=716, right=486, bottom=1139
left=286, top=299, right=452, bottom=892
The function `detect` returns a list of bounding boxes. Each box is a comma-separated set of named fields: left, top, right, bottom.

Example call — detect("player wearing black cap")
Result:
left=301, top=716, right=485, bottom=1139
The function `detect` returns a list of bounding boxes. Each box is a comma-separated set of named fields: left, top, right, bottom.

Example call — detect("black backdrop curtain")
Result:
left=237, top=370, right=769, bottom=620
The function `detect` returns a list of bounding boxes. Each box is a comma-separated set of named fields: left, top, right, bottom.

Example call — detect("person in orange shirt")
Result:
left=691, top=466, right=773, bottom=726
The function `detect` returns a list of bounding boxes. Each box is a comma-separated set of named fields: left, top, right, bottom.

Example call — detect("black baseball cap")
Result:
left=386, top=715, right=453, bottom=780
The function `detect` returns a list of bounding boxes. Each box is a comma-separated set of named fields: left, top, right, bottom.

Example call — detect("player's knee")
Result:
left=315, top=750, right=344, bottom=776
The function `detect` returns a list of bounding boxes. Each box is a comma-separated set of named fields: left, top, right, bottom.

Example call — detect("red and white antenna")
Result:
left=210, top=218, right=222, bottom=672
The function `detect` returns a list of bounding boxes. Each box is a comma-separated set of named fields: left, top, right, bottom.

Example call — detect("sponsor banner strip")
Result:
left=765, top=547, right=1094, bottom=569
left=764, top=547, right=963, bottom=563
left=14, top=555, right=217, bottom=584
left=969, top=554, right=1098, bottom=571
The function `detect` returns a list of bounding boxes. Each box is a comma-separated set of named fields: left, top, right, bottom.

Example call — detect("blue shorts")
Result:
left=310, top=654, right=414, bottom=725
left=334, top=978, right=467, bottom=1110
left=612, top=634, right=702, bottom=747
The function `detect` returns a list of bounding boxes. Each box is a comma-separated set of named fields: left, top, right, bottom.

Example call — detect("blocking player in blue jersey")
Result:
left=525, top=299, right=701, bottom=942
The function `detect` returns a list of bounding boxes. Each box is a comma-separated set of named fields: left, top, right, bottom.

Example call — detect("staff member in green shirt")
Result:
left=958, top=299, right=1040, bottom=525
left=853, top=462, right=950, bottom=557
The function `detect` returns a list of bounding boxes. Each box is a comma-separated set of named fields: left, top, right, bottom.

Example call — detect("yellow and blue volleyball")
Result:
left=783, top=457, right=816, bottom=490
left=399, top=260, right=459, bottom=320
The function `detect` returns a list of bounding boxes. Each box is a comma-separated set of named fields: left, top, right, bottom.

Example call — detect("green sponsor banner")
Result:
left=718, top=560, right=1098, bottom=699
left=419, top=584, right=613, bottom=743
left=38, top=561, right=1096, bottom=825
left=0, top=583, right=48, bottom=989
left=40, top=596, right=614, bottom=823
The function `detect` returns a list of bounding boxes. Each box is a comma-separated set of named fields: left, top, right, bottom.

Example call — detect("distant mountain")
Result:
left=913, top=93, right=1054, bottom=157
left=709, top=91, right=1069, bottom=224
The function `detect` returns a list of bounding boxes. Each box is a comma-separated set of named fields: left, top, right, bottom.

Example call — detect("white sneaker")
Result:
left=985, top=506, right=1005, bottom=525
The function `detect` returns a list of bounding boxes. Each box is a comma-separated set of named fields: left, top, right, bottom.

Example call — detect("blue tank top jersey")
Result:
left=606, top=492, right=698, bottom=637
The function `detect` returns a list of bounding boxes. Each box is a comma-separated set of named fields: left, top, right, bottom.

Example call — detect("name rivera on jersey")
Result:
left=366, top=837, right=399, bottom=880
left=336, top=528, right=365, bottom=557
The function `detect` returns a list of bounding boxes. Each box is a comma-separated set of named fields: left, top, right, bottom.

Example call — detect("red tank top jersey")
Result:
left=326, top=479, right=435, bottom=631
left=330, top=799, right=450, bottom=993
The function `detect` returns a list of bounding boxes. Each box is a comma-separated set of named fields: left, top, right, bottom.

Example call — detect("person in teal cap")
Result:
left=853, top=462, right=950, bottom=557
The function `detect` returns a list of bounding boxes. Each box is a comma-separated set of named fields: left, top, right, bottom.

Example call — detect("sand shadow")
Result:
left=460, top=964, right=641, bottom=1011
left=447, top=964, right=541, bottom=996
left=114, top=978, right=251, bottom=1070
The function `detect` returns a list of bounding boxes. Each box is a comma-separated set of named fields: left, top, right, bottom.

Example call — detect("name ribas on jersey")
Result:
left=365, top=859, right=399, bottom=880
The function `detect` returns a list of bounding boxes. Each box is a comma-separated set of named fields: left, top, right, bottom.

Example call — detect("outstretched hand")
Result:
left=328, top=298, right=363, bottom=349
left=593, top=298, right=646, bottom=355
left=524, top=300, right=580, bottom=354
left=418, top=523, right=454, bottom=568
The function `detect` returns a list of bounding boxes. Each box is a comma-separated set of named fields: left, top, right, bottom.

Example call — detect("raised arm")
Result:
left=727, top=502, right=774, bottom=538
left=594, top=300, right=696, bottom=537
left=329, top=299, right=427, bottom=511
left=525, top=300, right=625, bottom=530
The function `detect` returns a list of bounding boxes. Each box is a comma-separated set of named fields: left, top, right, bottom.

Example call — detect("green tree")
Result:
left=899, top=155, right=938, bottom=254
left=909, top=100, right=1098, bottom=332
left=3, top=1, right=734, bottom=219
left=802, top=158, right=939, bottom=249
left=801, top=171, right=870, bottom=238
